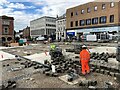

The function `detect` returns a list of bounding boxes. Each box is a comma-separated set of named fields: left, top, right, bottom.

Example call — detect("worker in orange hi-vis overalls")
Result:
left=80, top=45, right=90, bottom=75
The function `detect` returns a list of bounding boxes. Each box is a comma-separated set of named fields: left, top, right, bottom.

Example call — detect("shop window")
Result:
left=110, top=15, right=114, bottom=23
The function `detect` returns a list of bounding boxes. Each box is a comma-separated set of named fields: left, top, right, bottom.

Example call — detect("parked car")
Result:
left=36, top=37, right=45, bottom=41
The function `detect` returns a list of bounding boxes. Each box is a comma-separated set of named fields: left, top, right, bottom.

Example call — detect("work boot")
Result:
left=87, top=71, right=90, bottom=74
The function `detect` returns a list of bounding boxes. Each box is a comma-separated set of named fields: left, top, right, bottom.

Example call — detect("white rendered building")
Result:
left=56, top=14, right=66, bottom=41
left=30, top=16, right=56, bottom=38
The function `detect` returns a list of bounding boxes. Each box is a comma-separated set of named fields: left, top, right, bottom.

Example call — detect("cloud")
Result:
left=8, top=3, right=27, bottom=9
left=0, top=0, right=9, bottom=5
left=7, top=3, right=36, bottom=9
left=0, top=0, right=94, bottom=31
left=6, top=10, right=40, bottom=31
left=0, top=6, right=40, bottom=31
left=0, top=0, right=38, bottom=31
left=33, top=1, right=46, bottom=6
left=35, top=0, right=94, bottom=17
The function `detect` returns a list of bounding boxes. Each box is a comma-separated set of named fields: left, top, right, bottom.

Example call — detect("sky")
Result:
left=0, top=0, right=95, bottom=32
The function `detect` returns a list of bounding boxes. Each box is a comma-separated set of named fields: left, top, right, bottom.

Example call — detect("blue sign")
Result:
left=67, top=32, right=75, bottom=36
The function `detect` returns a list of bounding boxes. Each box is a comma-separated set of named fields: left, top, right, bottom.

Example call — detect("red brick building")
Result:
left=0, top=15, right=14, bottom=45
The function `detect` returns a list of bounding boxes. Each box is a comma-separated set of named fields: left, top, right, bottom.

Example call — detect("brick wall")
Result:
left=66, top=2, right=119, bottom=30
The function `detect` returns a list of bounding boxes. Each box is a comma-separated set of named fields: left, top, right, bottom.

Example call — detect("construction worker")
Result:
left=50, top=44, right=56, bottom=50
left=80, top=45, right=90, bottom=75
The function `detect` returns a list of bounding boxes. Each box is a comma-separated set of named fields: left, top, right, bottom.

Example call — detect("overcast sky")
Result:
left=0, top=0, right=95, bottom=31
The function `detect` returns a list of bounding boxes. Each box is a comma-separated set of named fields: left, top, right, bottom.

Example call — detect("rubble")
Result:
left=1, top=80, right=17, bottom=89
left=10, top=67, right=23, bottom=71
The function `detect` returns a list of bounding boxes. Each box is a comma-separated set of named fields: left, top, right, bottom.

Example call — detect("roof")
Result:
left=56, top=14, right=66, bottom=20
left=67, top=0, right=120, bottom=10
left=0, top=15, right=14, bottom=20
left=30, top=16, right=56, bottom=22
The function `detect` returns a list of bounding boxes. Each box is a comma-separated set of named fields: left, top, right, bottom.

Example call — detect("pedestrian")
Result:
left=80, top=45, right=90, bottom=75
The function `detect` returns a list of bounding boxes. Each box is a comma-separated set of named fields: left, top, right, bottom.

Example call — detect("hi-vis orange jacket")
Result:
left=80, top=50, right=90, bottom=61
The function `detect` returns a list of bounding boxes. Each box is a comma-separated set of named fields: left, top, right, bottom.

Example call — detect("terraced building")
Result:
left=66, top=0, right=120, bottom=40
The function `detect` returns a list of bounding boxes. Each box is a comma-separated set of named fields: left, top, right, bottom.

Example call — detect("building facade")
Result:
left=23, top=26, right=30, bottom=39
left=66, top=1, right=120, bottom=40
left=56, top=14, right=66, bottom=41
left=30, top=16, right=56, bottom=38
left=0, top=15, right=14, bottom=45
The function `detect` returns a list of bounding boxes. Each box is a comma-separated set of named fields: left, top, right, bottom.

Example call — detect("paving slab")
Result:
left=59, top=74, right=86, bottom=85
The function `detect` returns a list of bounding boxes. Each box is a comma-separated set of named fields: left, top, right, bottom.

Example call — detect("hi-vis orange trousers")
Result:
left=81, top=60, right=90, bottom=75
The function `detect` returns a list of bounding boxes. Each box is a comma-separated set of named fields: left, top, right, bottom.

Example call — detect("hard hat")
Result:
left=82, top=45, right=87, bottom=48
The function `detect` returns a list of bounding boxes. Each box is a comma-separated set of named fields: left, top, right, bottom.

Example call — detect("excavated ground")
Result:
left=1, top=42, right=120, bottom=88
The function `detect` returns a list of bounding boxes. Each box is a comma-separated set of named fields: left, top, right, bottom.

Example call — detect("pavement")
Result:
left=24, top=52, right=50, bottom=64
left=0, top=51, right=15, bottom=61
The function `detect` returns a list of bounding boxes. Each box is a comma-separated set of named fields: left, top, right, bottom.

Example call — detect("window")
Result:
left=75, top=12, right=78, bottom=15
left=2, top=20, right=10, bottom=25
left=4, top=27, right=9, bottom=34
left=110, top=2, right=115, bottom=7
left=80, top=20, right=85, bottom=26
left=92, top=17, right=98, bottom=24
left=75, top=21, right=78, bottom=26
left=5, top=28, right=8, bottom=33
left=102, top=4, right=106, bottom=10
left=81, top=9, right=84, bottom=14
left=86, top=19, right=91, bottom=25
left=87, top=8, right=91, bottom=13
left=71, top=12, right=73, bottom=17
left=99, top=16, right=107, bottom=23
left=94, top=6, right=97, bottom=11
left=7, top=37, right=12, bottom=41
left=46, top=24, right=56, bottom=27
left=70, top=21, right=73, bottom=27
left=110, top=15, right=114, bottom=23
